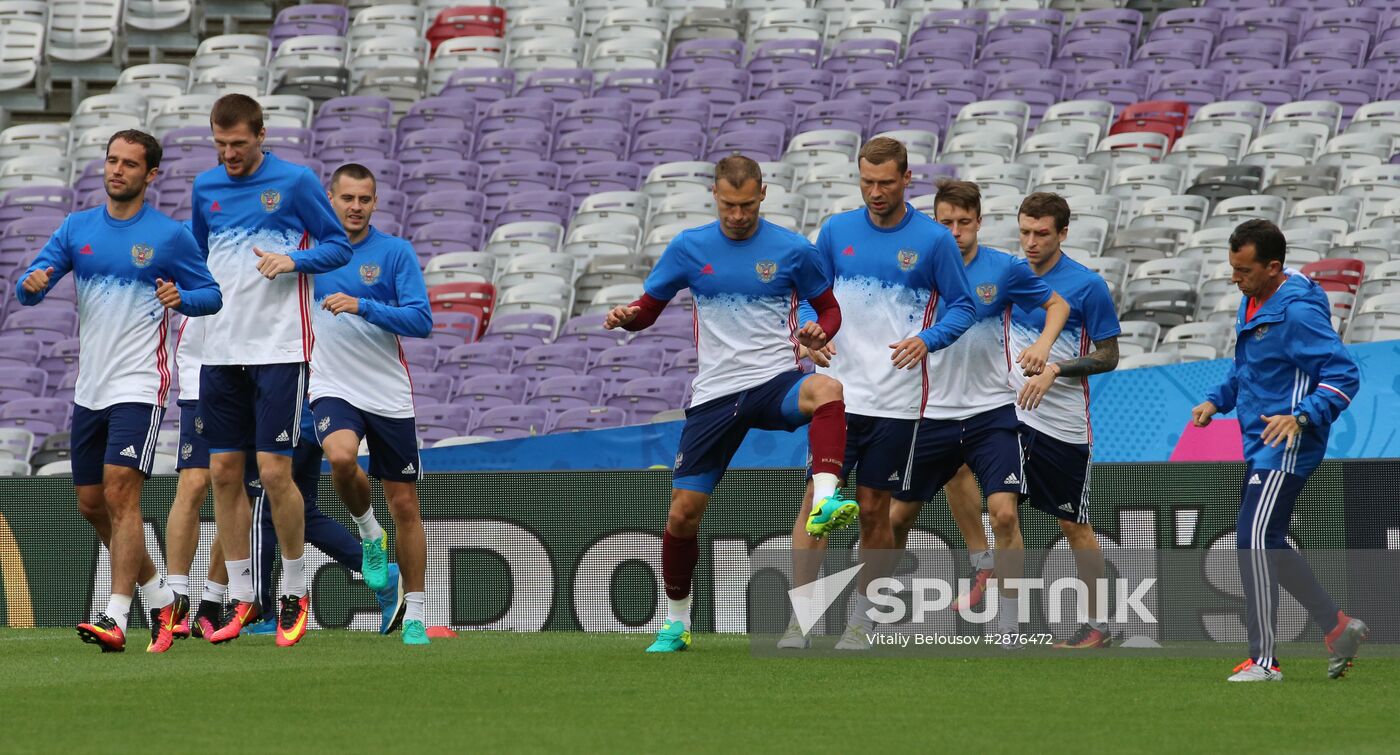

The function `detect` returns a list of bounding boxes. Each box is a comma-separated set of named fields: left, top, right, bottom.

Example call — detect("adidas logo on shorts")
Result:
left=1059, top=502, right=1074, bottom=512
left=1004, top=473, right=1020, bottom=485
left=119, top=445, right=137, bottom=459
left=887, top=470, right=900, bottom=482
left=401, top=463, right=416, bottom=475
left=1248, top=473, right=1262, bottom=484
left=275, top=430, right=290, bottom=442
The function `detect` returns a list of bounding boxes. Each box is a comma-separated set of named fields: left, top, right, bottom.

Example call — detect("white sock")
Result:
left=227, top=559, right=254, bottom=603
left=998, top=594, right=1019, bottom=633
left=405, top=591, right=426, bottom=625
left=280, top=556, right=307, bottom=597
left=666, top=596, right=692, bottom=627
left=849, top=592, right=876, bottom=631
left=105, top=593, right=133, bottom=633
left=139, top=575, right=174, bottom=610
left=812, top=473, right=839, bottom=503
left=168, top=573, right=189, bottom=598
left=970, top=549, right=994, bottom=570
left=202, top=581, right=226, bottom=604
left=352, top=508, right=385, bottom=542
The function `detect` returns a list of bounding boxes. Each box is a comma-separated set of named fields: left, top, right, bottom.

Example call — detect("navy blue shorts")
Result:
left=674, top=370, right=812, bottom=495
left=808, top=413, right=917, bottom=492
left=199, top=363, right=306, bottom=456
left=71, top=402, right=165, bottom=486
left=311, top=396, right=422, bottom=482
left=1019, top=423, right=1092, bottom=524
left=175, top=400, right=210, bottom=471
left=895, top=404, right=1025, bottom=504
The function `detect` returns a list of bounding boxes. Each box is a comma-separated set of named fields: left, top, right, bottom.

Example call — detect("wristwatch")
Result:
left=1294, top=412, right=1310, bottom=428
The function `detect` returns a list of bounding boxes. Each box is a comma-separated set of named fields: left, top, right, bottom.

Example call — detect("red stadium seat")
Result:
left=1111, top=100, right=1189, bottom=148
left=427, top=6, right=507, bottom=53
left=429, top=282, right=495, bottom=335
left=1302, top=259, right=1366, bottom=295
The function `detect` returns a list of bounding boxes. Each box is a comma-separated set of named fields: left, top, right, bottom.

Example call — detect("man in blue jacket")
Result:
left=1192, top=219, right=1367, bottom=682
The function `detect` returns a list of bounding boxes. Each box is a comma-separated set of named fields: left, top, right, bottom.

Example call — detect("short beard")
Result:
left=105, top=184, right=143, bottom=203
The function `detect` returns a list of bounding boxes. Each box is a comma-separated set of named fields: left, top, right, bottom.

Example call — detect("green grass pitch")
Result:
left=2, top=629, right=1396, bottom=753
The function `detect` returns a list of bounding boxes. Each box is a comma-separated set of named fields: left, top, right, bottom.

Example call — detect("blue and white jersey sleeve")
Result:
left=915, top=231, right=976, bottom=353
left=14, top=216, right=75, bottom=307
left=309, top=228, right=428, bottom=419
left=642, top=235, right=692, bottom=303
left=290, top=168, right=353, bottom=274
left=1004, top=258, right=1053, bottom=313
left=1008, top=255, right=1121, bottom=445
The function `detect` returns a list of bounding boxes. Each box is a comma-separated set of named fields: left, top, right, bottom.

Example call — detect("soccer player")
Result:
left=1001, top=192, right=1120, bottom=648
left=310, top=163, right=433, bottom=646
left=604, top=156, right=853, bottom=654
left=781, top=138, right=978, bottom=650
left=15, top=129, right=222, bottom=652
left=1192, top=219, right=1367, bottom=682
left=888, top=181, right=1070, bottom=646
left=193, top=94, right=353, bottom=647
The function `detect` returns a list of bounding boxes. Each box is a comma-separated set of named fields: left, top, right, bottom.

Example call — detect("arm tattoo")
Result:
left=1053, top=337, right=1120, bottom=378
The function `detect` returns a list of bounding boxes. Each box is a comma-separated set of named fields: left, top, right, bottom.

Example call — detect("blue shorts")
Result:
left=311, top=396, right=422, bottom=482
left=175, top=400, right=210, bottom=471
left=199, top=363, right=306, bottom=456
left=808, top=413, right=917, bottom=492
left=674, top=370, right=812, bottom=495
left=1019, top=423, right=1092, bottom=524
left=895, top=404, right=1025, bottom=504
left=71, top=402, right=165, bottom=486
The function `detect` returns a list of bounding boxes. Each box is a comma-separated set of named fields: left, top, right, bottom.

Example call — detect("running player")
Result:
left=193, top=94, right=352, bottom=647
left=604, top=156, right=854, bottom=653
left=1192, top=219, right=1366, bottom=682
left=887, top=181, right=1069, bottom=645
left=780, top=138, right=978, bottom=650
left=15, top=129, right=222, bottom=652
left=310, top=163, right=433, bottom=646
left=1004, top=192, right=1120, bottom=648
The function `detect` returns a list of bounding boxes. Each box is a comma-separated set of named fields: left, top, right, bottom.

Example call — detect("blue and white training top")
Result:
left=190, top=152, right=352, bottom=365
left=1206, top=269, right=1359, bottom=478
left=1006, top=252, right=1121, bottom=446
left=175, top=315, right=203, bottom=402
left=798, top=205, right=976, bottom=419
left=925, top=246, right=1052, bottom=421
left=15, top=204, right=222, bottom=410
left=309, top=227, right=433, bottom=419
left=643, top=219, right=833, bottom=407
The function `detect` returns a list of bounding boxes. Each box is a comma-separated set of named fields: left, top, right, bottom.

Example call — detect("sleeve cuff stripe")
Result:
left=1318, top=383, right=1351, bottom=402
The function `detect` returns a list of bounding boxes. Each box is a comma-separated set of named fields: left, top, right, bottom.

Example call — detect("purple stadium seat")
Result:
left=911, top=70, right=988, bottom=111
left=635, top=97, right=711, bottom=136
left=517, top=69, right=595, bottom=106
left=318, top=128, right=394, bottom=163
left=976, top=38, right=1053, bottom=75
left=909, top=163, right=957, bottom=195
left=400, top=341, right=440, bottom=373
left=37, top=337, right=79, bottom=385
left=627, top=327, right=693, bottom=358
left=441, top=342, right=514, bottom=382
left=478, top=96, right=556, bottom=135
left=413, top=221, right=487, bottom=259
left=0, top=335, right=42, bottom=369
left=557, top=98, right=634, bottom=135
left=398, top=97, right=478, bottom=139
left=1053, top=38, right=1132, bottom=78
left=796, top=99, right=871, bottom=139
left=594, top=69, right=673, bottom=106
left=452, top=374, right=530, bottom=411
left=513, top=344, right=591, bottom=391
left=481, top=161, right=562, bottom=214
left=1074, top=68, right=1153, bottom=109
left=1288, top=36, right=1368, bottom=74
left=472, top=405, right=549, bottom=438
left=831, top=72, right=907, bottom=112
left=315, top=96, right=395, bottom=131
left=663, top=349, right=698, bottom=379
left=400, top=160, right=482, bottom=199
left=1148, top=68, right=1228, bottom=112
left=495, top=190, right=572, bottom=227
left=550, top=129, right=631, bottom=173
left=872, top=100, right=950, bottom=137
left=480, top=311, right=560, bottom=355
left=1068, top=8, right=1143, bottom=44
left=720, top=99, right=798, bottom=140
left=1, top=216, right=64, bottom=275
left=410, top=372, right=454, bottom=404
left=587, top=345, right=665, bottom=392
left=562, top=161, right=644, bottom=198
left=526, top=375, right=606, bottom=414
left=396, top=129, right=474, bottom=168
left=604, top=376, right=689, bottom=424
left=1369, top=39, right=1400, bottom=74
left=1302, top=69, right=1380, bottom=119
left=670, top=38, right=744, bottom=67
left=1132, top=38, right=1211, bottom=76
left=1, top=307, right=75, bottom=348
left=0, top=398, right=66, bottom=443
left=746, top=41, right=822, bottom=92
left=547, top=406, right=627, bottom=433
left=1219, top=7, right=1301, bottom=47
left=415, top=403, right=475, bottom=434
left=474, top=129, right=552, bottom=170
left=371, top=188, right=407, bottom=225
left=1151, top=7, right=1225, bottom=36
left=821, top=39, right=900, bottom=77
left=441, top=68, right=515, bottom=104
left=673, top=69, right=751, bottom=116
left=628, top=128, right=707, bottom=173
left=987, top=71, right=1068, bottom=122
left=1209, top=38, right=1287, bottom=76
left=555, top=317, right=626, bottom=357
left=1225, top=68, right=1304, bottom=110
left=72, top=160, right=105, bottom=197
left=757, top=68, right=836, bottom=108
left=52, top=370, right=76, bottom=403
left=707, top=126, right=786, bottom=163
left=0, top=187, right=73, bottom=227
left=906, top=25, right=980, bottom=65
left=405, top=190, right=487, bottom=234
left=0, top=366, right=47, bottom=401
left=270, top=4, right=348, bottom=50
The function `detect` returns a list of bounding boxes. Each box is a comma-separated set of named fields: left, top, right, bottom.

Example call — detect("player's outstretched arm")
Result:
left=915, top=234, right=977, bottom=352
left=1019, top=337, right=1118, bottom=410
left=164, top=225, right=222, bottom=317
left=353, top=243, right=434, bottom=338
left=16, top=219, right=73, bottom=306
left=288, top=167, right=354, bottom=274
left=1017, top=292, right=1070, bottom=375
left=606, top=293, right=668, bottom=331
